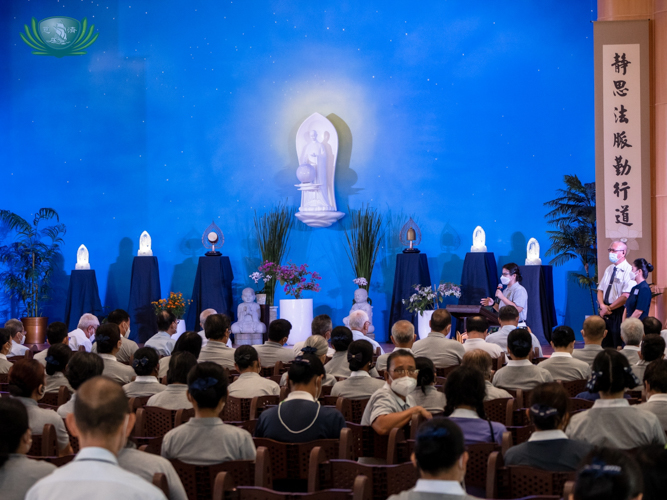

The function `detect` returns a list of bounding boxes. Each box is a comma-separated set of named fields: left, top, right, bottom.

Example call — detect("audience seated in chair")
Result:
left=360, top=350, right=431, bottom=435
left=387, top=418, right=476, bottom=500
left=57, top=352, right=104, bottom=418
left=347, top=310, right=385, bottom=355
left=325, top=326, right=354, bottom=378
left=331, top=340, right=385, bottom=399
left=95, top=324, right=136, bottom=385
left=638, top=358, right=667, bottom=432
left=461, top=350, right=512, bottom=401
left=35, top=322, right=69, bottom=366
left=485, top=306, right=543, bottom=357
left=158, top=331, right=202, bottom=379
left=0, top=328, right=13, bottom=374
left=9, top=359, right=72, bottom=456
left=255, top=354, right=346, bottom=442
left=67, top=314, right=99, bottom=353
left=227, top=345, right=280, bottom=398
left=460, top=315, right=503, bottom=359
left=281, top=335, right=336, bottom=387
left=492, top=329, right=553, bottom=391
left=539, top=325, right=592, bottom=382
left=197, top=314, right=236, bottom=370
left=44, top=344, right=73, bottom=394
left=161, top=361, right=255, bottom=465
left=632, top=335, right=665, bottom=385
left=123, top=347, right=165, bottom=398
left=504, top=382, right=592, bottom=471
left=571, top=447, right=642, bottom=500
left=376, top=320, right=417, bottom=372
left=635, top=445, right=667, bottom=500
left=412, top=309, right=465, bottom=368
left=619, top=318, right=643, bottom=366
left=444, top=366, right=506, bottom=445
left=27, top=376, right=167, bottom=500
left=96, top=309, right=138, bottom=364
left=0, top=398, right=57, bottom=500
left=572, top=316, right=607, bottom=367
left=410, top=357, right=446, bottom=414
left=6, top=318, right=30, bottom=358
left=147, top=352, right=197, bottom=410
left=144, top=310, right=177, bottom=357
left=253, top=319, right=295, bottom=366
left=566, top=349, right=665, bottom=449
left=292, top=314, right=335, bottom=357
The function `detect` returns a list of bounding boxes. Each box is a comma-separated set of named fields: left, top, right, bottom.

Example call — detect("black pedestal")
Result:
left=389, top=253, right=432, bottom=336
left=184, top=256, right=235, bottom=331
left=519, top=265, right=557, bottom=345
left=64, top=270, right=103, bottom=331
left=457, top=252, right=498, bottom=334
left=128, top=256, right=161, bottom=343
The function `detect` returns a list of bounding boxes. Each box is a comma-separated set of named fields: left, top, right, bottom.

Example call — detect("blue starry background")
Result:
left=1, top=0, right=597, bottom=340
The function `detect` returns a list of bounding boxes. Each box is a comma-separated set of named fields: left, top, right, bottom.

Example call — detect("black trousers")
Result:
left=601, top=306, right=624, bottom=348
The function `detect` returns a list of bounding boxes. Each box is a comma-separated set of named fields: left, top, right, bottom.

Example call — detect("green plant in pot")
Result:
left=0, top=208, right=66, bottom=343
left=344, top=204, right=384, bottom=303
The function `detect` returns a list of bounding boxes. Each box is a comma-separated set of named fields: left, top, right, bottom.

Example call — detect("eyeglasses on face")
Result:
left=391, top=368, right=419, bottom=376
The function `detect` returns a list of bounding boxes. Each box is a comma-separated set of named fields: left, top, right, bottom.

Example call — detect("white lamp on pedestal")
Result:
left=138, top=231, right=153, bottom=256
left=75, top=245, right=90, bottom=270
left=470, top=226, right=487, bottom=252
left=525, top=238, right=542, bottom=265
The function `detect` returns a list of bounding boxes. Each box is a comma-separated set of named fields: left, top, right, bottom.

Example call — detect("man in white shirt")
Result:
left=348, top=310, right=385, bottom=355
left=572, top=315, right=607, bottom=367
left=197, top=314, right=236, bottom=370
left=413, top=309, right=465, bottom=368
left=68, top=314, right=99, bottom=353
left=492, top=329, right=553, bottom=391
left=376, top=320, right=416, bottom=372
left=6, top=318, right=30, bottom=357
left=27, top=376, right=166, bottom=500
left=539, top=325, right=591, bottom=381
left=96, top=324, right=136, bottom=385
left=34, top=322, right=69, bottom=366
left=460, top=315, right=503, bottom=359
left=638, top=359, right=667, bottom=431
left=253, top=319, right=295, bottom=366
left=144, top=310, right=177, bottom=357
left=292, top=314, right=334, bottom=357
left=486, top=306, right=543, bottom=357
left=598, top=240, right=636, bottom=348
left=103, top=309, right=139, bottom=364
left=619, top=318, right=643, bottom=366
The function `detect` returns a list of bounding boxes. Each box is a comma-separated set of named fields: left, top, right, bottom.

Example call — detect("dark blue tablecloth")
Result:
left=127, top=256, right=161, bottom=343
left=519, top=265, right=557, bottom=345
left=184, top=256, right=234, bottom=331
left=457, top=252, right=498, bottom=335
left=389, top=253, right=432, bottom=339
left=64, top=270, right=103, bottom=331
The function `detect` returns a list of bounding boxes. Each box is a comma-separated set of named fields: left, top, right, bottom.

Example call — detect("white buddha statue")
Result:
left=231, top=288, right=266, bottom=335
left=299, top=130, right=333, bottom=211
left=343, top=288, right=375, bottom=334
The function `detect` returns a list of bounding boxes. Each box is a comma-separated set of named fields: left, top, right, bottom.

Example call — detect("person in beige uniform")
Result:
left=619, top=318, right=643, bottom=366
left=539, top=326, right=591, bottom=382
left=631, top=335, right=665, bottom=385
left=376, top=320, right=416, bottom=373
left=412, top=310, right=465, bottom=369
left=253, top=319, right=295, bottom=367
left=572, top=316, right=607, bottom=367
left=158, top=331, right=202, bottom=379
left=35, top=322, right=69, bottom=366
left=0, top=329, right=14, bottom=374
left=197, top=314, right=236, bottom=370
left=227, top=345, right=280, bottom=398
left=325, top=327, right=354, bottom=378
left=492, top=329, right=553, bottom=391
left=638, top=358, right=667, bottom=431
left=93, top=309, right=138, bottom=364
left=43, top=344, right=73, bottom=393
left=95, top=324, right=135, bottom=385
left=330, top=340, right=385, bottom=399
left=461, top=350, right=512, bottom=401
left=57, top=352, right=104, bottom=418
left=147, top=352, right=196, bottom=410
left=123, top=347, right=165, bottom=398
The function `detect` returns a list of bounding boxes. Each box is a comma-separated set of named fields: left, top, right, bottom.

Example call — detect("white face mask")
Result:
left=500, top=276, right=510, bottom=286
left=391, top=376, right=417, bottom=397
left=123, top=327, right=131, bottom=339
left=19, top=333, right=26, bottom=345
left=609, top=252, right=619, bottom=264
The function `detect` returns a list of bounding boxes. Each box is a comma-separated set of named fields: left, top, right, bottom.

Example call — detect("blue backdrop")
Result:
left=0, top=0, right=597, bottom=340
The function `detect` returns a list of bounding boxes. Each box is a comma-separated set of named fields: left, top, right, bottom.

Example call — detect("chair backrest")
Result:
left=152, top=472, right=170, bottom=498
left=0, top=373, right=7, bottom=383
left=435, top=365, right=459, bottom=378
left=484, top=398, right=514, bottom=427
left=9, top=350, right=34, bottom=363
left=492, top=352, right=506, bottom=371
left=260, top=366, right=274, bottom=377
left=221, top=396, right=252, bottom=422
left=274, top=361, right=291, bottom=376
left=250, top=395, right=280, bottom=420
left=559, top=379, right=588, bottom=398
left=128, top=395, right=152, bottom=413
left=335, top=397, right=370, bottom=424
left=279, top=385, right=290, bottom=401
left=27, top=423, right=58, bottom=457
left=319, top=395, right=339, bottom=406
left=41, top=391, right=60, bottom=407
left=569, top=398, right=594, bottom=414
left=136, top=406, right=179, bottom=438
left=465, top=442, right=500, bottom=495
left=57, top=386, right=72, bottom=406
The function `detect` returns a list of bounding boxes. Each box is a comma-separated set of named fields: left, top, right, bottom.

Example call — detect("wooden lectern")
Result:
left=446, top=305, right=500, bottom=333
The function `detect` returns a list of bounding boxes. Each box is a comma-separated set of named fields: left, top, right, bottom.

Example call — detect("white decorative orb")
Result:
left=138, top=231, right=153, bottom=256
left=296, top=163, right=315, bottom=183
left=75, top=244, right=90, bottom=270
left=525, top=237, right=542, bottom=265
left=207, top=232, right=218, bottom=244
left=471, top=226, right=487, bottom=252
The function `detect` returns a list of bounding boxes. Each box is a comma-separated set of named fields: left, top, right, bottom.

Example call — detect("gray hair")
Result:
left=303, top=334, right=329, bottom=357
left=620, top=318, right=644, bottom=346
left=4, top=319, right=24, bottom=337
left=200, top=308, right=217, bottom=330
left=391, top=320, right=415, bottom=345
left=311, top=314, right=332, bottom=337
left=348, top=310, right=369, bottom=331
left=77, top=313, right=100, bottom=331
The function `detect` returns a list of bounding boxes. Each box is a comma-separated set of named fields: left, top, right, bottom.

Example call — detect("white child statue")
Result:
left=231, top=288, right=267, bottom=335
left=343, top=288, right=375, bottom=334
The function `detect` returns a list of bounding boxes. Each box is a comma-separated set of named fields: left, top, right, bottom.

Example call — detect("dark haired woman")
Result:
left=330, top=340, right=384, bottom=399
left=504, top=382, right=592, bottom=471
left=158, top=331, right=202, bottom=379
left=160, top=361, right=255, bottom=465
left=481, top=262, right=528, bottom=326
left=324, top=326, right=354, bottom=378
left=57, top=352, right=104, bottom=418
left=227, top=345, right=280, bottom=397
left=573, top=447, right=643, bottom=500
left=44, top=343, right=73, bottom=393
left=624, top=258, right=654, bottom=321
left=123, top=347, right=165, bottom=397
left=0, top=398, right=57, bottom=500
left=410, top=357, right=446, bottom=413
left=566, top=349, right=665, bottom=448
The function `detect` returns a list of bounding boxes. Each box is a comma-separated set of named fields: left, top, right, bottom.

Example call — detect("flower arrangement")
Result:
left=403, top=282, right=461, bottom=315
left=353, top=277, right=368, bottom=288
left=249, top=271, right=272, bottom=293
left=151, top=292, right=192, bottom=319
left=344, top=205, right=383, bottom=294
left=259, top=261, right=321, bottom=300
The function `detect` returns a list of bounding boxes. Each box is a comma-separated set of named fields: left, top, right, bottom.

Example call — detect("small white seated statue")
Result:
left=231, top=288, right=266, bottom=334
left=343, top=288, right=375, bottom=334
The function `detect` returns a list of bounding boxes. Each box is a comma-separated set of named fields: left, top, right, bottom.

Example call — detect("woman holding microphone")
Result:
left=481, top=263, right=528, bottom=327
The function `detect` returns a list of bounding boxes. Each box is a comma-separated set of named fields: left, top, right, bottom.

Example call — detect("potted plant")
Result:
left=0, top=208, right=66, bottom=344
left=249, top=272, right=271, bottom=305
left=151, top=292, right=192, bottom=336
left=344, top=204, right=383, bottom=301
left=403, top=283, right=461, bottom=339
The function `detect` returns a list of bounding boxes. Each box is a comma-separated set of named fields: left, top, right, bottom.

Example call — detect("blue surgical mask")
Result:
left=609, top=252, right=619, bottom=264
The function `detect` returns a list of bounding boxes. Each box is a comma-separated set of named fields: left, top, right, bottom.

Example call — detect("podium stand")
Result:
left=447, top=305, right=499, bottom=333
left=64, top=270, right=103, bottom=331
left=389, top=253, right=432, bottom=335
left=128, top=256, right=161, bottom=343
left=456, top=252, right=498, bottom=335
left=519, top=265, right=556, bottom=345
left=185, top=256, right=234, bottom=331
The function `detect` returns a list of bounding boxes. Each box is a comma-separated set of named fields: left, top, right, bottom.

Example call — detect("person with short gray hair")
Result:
left=68, top=313, right=99, bottom=353
left=598, top=240, right=635, bottom=348
left=348, top=310, right=384, bottom=354
left=292, top=314, right=334, bottom=356
left=376, top=321, right=416, bottom=372
left=620, top=318, right=644, bottom=366
left=5, top=319, right=29, bottom=358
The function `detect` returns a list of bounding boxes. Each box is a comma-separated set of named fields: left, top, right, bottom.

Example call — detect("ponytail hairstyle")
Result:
left=187, top=362, right=228, bottom=409
left=574, top=447, right=643, bottom=500
left=287, top=353, right=325, bottom=385
left=234, top=345, right=259, bottom=370
left=633, top=258, right=654, bottom=279
left=45, top=343, right=72, bottom=376
left=587, top=348, right=640, bottom=394
left=0, top=398, right=30, bottom=467
left=330, top=326, right=353, bottom=352
left=503, top=263, right=522, bottom=283
left=302, top=335, right=329, bottom=358
left=347, top=340, right=374, bottom=372
left=528, top=382, right=570, bottom=431
left=415, top=357, right=436, bottom=395
left=131, top=346, right=159, bottom=376
left=444, top=366, right=486, bottom=419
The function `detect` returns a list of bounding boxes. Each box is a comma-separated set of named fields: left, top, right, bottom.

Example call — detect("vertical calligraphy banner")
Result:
left=594, top=21, right=651, bottom=268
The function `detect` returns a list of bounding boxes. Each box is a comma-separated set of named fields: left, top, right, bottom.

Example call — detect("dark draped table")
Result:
left=389, top=253, right=432, bottom=337
left=519, top=265, right=557, bottom=345
left=184, top=256, right=235, bottom=331
left=457, top=252, right=499, bottom=335
left=64, top=270, right=103, bottom=331
left=128, top=256, right=161, bottom=343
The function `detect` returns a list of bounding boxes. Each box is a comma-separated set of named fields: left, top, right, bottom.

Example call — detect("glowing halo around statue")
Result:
left=75, top=244, right=90, bottom=270
left=525, top=237, right=542, bottom=265
left=138, top=231, right=153, bottom=256
left=471, top=226, right=487, bottom=252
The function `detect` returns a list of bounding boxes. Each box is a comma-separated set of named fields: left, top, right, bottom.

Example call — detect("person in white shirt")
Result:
left=637, top=358, right=667, bottom=431
left=325, top=327, right=354, bottom=378
left=58, top=352, right=104, bottom=418
left=253, top=319, right=295, bottom=366
left=197, top=314, right=236, bottom=370
left=538, top=326, right=591, bottom=382
left=158, top=331, right=202, bottom=379
left=376, top=320, right=416, bottom=373
left=227, top=345, right=280, bottom=398
left=292, top=314, right=334, bottom=357
left=35, top=322, right=69, bottom=366
left=598, top=240, right=636, bottom=348
left=347, top=310, right=385, bottom=355
left=572, top=315, right=607, bottom=367
left=27, top=376, right=167, bottom=500
left=330, top=340, right=385, bottom=399
left=98, top=309, right=138, bottom=364
left=387, top=418, right=476, bottom=500
left=123, top=347, right=165, bottom=398
left=412, top=309, right=465, bottom=368
left=411, top=357, right=447, bottom=414
left=632, top=335, right=665, bottom=385
left=282, top=335, right=336, bottom=387
left=147, top=352, right=196, bottom=410
left=461, top=350, right=513, bottom=401
left=492, top=329, right=553, bottom=391
left=481, top=263, right=528, bottom=325
left=619, top=318, right=643, bottom=366
left=0, top=328, right=15, bottom=374
left=68, top=314, right=99, bottom=353
left=485, top=306, right=543, bottom=357
left=95, top=324, right=136, bottom=385
left=6, top=319, right=29, bottom=358
left=459, top=315, right=503, bottom=359
left=144, top=310, right=177, bottom=357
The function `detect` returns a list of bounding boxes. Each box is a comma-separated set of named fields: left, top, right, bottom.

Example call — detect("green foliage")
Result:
left=543, top=175, right=598, bottom=314
left=253, top=202, right=295, bottom=306
left=0, top=209, right=66, bottom=317
left=344, top=205, right=384, bottom=299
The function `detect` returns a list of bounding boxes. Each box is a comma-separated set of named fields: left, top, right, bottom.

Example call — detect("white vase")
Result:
left=417, top=310, right=434, bottom=340
left=279, top=298, right=313, bottom=346
left=176, top=318, right=187, bottom=336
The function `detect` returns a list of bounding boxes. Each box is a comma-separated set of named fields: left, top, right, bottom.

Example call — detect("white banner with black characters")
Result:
left=603, top=43, right=642, bottom=239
